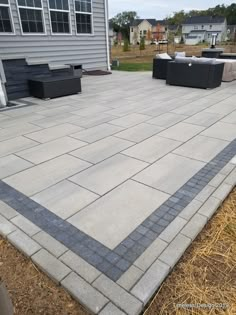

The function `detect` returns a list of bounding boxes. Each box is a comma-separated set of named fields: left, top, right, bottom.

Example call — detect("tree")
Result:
left=155, top=23, right=163, bottom=41
left=123, top=39, right=130, bottom=52
left=111, top=11, right=139, bottom=40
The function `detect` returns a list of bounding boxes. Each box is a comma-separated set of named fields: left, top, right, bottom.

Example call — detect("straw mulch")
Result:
left=145, top=188, right=236, bottom=315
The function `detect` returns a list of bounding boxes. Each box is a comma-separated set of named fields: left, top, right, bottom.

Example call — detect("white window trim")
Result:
left=0, top=0, right=15, bottom=35
left=47, top=0, right=72, bottom=35
left=16, top=0, right=46, bottom=35
left=74, top=0, right=94, bottom=36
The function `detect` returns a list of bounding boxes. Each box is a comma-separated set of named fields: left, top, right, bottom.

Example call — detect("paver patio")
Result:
left=0, top=71, right=236, bottom=314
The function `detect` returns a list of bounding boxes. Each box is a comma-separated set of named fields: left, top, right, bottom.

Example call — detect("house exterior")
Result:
left=182, top=16, right=227, bottom=45
left=130, top=19, right=167, bottom=44
left=0, top=0, right=110, bottom=69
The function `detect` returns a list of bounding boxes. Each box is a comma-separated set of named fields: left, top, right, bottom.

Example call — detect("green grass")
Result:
left=112, top=62, right=152, bottom=72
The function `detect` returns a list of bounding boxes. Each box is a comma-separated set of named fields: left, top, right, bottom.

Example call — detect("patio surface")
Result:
left=0, top=71, right=236, bottom=314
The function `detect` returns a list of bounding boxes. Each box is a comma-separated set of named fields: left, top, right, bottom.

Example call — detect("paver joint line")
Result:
left=0, top=73, right=235, bottom=314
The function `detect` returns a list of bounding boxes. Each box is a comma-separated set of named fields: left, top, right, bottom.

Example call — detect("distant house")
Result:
left=182, top=16, right=227, bottom=45
left=130, top=19, right=167, bottom=44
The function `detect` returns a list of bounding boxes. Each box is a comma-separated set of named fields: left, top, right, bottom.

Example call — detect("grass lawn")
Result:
left=112, top=62, right=152, bottom=71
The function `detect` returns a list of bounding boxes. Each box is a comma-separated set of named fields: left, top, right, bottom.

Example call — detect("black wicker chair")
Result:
left=166, top=61, right=224, bottom=89
left=153, top=58, right=173, bottom=80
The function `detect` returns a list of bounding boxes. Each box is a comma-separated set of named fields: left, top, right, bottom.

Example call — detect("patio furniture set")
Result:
left=153, top=51, right=236, bottom=89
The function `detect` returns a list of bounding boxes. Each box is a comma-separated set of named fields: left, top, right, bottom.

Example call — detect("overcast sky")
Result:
left=109, top=0, right=235, bottom=19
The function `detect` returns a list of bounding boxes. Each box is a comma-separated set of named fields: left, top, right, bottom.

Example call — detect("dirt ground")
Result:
left=0, top=239, right=88, bottom=315
left=145, top=188, right=236, bottom=315
left=0, top=189, right=235, bottom=315
left=111, top=43, right=236, bottom=63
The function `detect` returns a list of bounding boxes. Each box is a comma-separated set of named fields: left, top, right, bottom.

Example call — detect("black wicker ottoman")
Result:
left=28, top=75, right=82, bottom=99
left=153, top=58, right=173, bottom=80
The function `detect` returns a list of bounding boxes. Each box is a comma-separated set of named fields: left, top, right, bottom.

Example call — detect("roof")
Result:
left=190, top=30, right=206, bottom=33
left=130, top=19, right=166, bottom=27
left=183, top=16, right=225, bottom=25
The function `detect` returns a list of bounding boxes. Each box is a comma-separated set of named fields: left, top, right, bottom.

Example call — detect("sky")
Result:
left=109, top=0, right=235, bottom=19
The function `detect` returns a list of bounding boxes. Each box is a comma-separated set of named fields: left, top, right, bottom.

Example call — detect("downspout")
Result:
left=0, top=60, right=7, bottom=108
left=104, top=0, right=111, bottom=71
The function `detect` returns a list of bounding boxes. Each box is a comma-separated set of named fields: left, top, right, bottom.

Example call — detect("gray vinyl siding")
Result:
left=0, top=0, right=108, bottom=70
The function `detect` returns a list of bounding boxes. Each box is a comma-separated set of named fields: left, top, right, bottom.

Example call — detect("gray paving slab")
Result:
left=25, top=123, right=82, bottom=143
left=70, top=123, right=123, bottom=143
left=99, top=303, right=126, bottom=315
left=212, top=182, right=233, bottom=201
left=131, top=259, right=170, bottom=304
left=174, top=135, right=228, bottom=163
left=0, top=136, right=38, bottom=158
left=70, top=154, right=148, bottom=195
left=16, top=136, right=87, bottom=164
left=60, top=250, right=101, bottom=283
left=0, top=214, right=17, bottom=236
left=184, top=111, right=223, bottom=127
left=181, top=213, right=208, bottom=240
left=32, top=249, right=71, bottom=283
left=109, top=113, right=151, bottom=127
left=134, top=237, right=168, bottom=271
left=147, top=112, right=187, bottom=128
left=0, top=122, right=41, bottom=142
left=11, top=215, right=41, bottom=236
left=221, top=110, right=236, bottom=124
left=195, top=185, right=216, bottom=203
left=7, top=229, right=41, bottom=256
left=4, top=155, right=91, bottom=196
left=0, top=201, right=18, bottom=220
left=114, top=123, right=163, bottom=143
left=62, top=272, right=108, bottom=314
left=116, top=265, right=143, bottom=291
left=158, top=122, right=205, bottom=142
left=201, top=122, right=236, bottom=141
left=159, top=217, right=187, bottom=243
left=68, top=180, right=169, bottom=249
left=32, top=180, right=98, bottom=219
left=134, top=153, right=205, bottom=195
left=159, top=234, right=191, bottom=268
left=179, top=199, right=203, bottom=221
left=0, top=154, right=33, bottom=179
left=122, top=135, right=181, bottom=163
left=33, top=231, right=68, bottom=258
left=70, top=136, right=134, bottom=164
left=198, top=196, right=222, bottom=220
left=225, top=169, right=236, bottom=186
left=93, top=274, right=143, bottom=315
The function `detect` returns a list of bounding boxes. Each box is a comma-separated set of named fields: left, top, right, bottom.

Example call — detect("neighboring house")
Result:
left=0, top=0, right=110, bottom=101
left=130, top=19, right=167, bottom=44
left=182, top=16, right=227, bottom=45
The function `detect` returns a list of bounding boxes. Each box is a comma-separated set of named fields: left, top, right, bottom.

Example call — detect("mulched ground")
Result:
left=145, top=188, right=236, bottom=315
left=0, top=239, right=88, bottom=315
left=0, top=189, right=235, bottom=315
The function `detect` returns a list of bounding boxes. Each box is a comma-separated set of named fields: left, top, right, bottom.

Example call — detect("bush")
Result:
left=140, top=37, right=145, bottom=50
left=123, top=39, right=130, bottom=52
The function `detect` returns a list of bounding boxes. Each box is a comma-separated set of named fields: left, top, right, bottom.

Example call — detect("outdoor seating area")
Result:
left=0, top=71, right=235, bottom=314
left=153, top=51, right=236, bottom=87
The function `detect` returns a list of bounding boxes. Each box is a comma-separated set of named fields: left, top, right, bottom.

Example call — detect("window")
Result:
left=194, top=25, right=198, bottom=30
left=131, top=27, right=133, bottom=32
left=17, top=0, right=44, bottom=33
left=210, top=25, right=212, bottom=29
left=0, top=0, right=13, bottom=33
left=74, top=0, right=92, bottom=34
left=201, top=25, right=204, bottom=29
left=143, top=30, right=147, bottom=35
left=48, top=0, right=70, bottom=34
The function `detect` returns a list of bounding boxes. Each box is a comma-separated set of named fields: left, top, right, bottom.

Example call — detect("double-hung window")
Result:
left=17, top=0, right=45, bottom=34
left=74, top=0, right=92, bottom=34
left=0, top=0, right=13, bottom=33
left=48, top=0, right=70, bottom=34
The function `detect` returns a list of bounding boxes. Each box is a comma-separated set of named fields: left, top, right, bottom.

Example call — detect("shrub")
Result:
left=140, top=36, right=145, bottom=50
left=123, top=39, right=130, bottom=52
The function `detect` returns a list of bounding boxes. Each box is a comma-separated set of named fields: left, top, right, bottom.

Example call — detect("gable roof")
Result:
left=183, top=16, right=225, bottom=25
left=131, top=19, right=165, bottom=27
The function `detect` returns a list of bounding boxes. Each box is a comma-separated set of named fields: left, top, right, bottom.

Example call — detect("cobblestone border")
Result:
left=0, top=139, right=235, bottom=282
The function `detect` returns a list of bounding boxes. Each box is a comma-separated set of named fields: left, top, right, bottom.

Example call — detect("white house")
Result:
left=182, top=16, right=227, bottom=45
